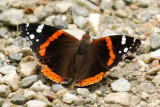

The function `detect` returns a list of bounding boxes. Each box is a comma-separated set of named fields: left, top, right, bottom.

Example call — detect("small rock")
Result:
left=0, top=71, right=19, bottom=91
left=74, top=98, right=86, bottom=106
left=56, top=90, right=68, bottom=98
left=0, top=98, right=4, bottom=106
left=19, top=61, right=38, bottom=77
left=150, top=49, right=160, bottom=60
left=36, top=94, right=52, bottom=106
left=23, top=90, right=36, bottom=100
left=137, top=60, right=148, bottom=69
left=89, top=93, right=97, bottom=104
left=137, top=0, right=150, bottom=8
left=124, top=0, right=133, bottom=5
left=27, top=15, right=38, bottom=23
left=8, top=53, right=22, bottom=62
left=2, top=45, right=21, bottom=56
left=155, top=14, right=160, bottom=22
left=21, top=75, right=38, bottom=88
left=151, top=60, right=159, bottom=68
left=30, top=80, right=51, bottom=91
left=146, top=66, right=160, bottom=75
left=51, top=84, right=66, bottom=92
left=152, top=74, right=160, bottom=86
left=0, top=85, right=11, bottom=98
left=45, top=91, right=57, bottom=101
left=111, top=77, right=131, bottom=92
left=0, top=9, right=26, bottom=25
left=95, top=90, right=102, bottom=96
left=26, top=100, right=47, bottom=107
left=99, top=85, right=107, bottom=94
left=62, top=93, right=76, bottom=104
left=138, top=41, right=151, bottom=54
left=73, top=16, right=88, bottom=28
left=138, top=101, right=147, bottom=107
left=141, top=92, right=149, bottom=100
left=104, top=92, right=130, bottom=106
left=53, top=17, right=68, bottom=29
left=77, top=88, right=90, bottom=98
left=112, top=0, right=126, bottom=10
left=100, top=0, right=112, bottom=10
left=137, top=83, right=155, bottom=94
left=151, top=34, right=160, bottom=50
left=0, top=65, right=17, bottom=75
left=71, top=5, right=89, bottom=17
left=11, top=94, right=27, bottom=105
left=89, top=13, right=101, bottom=34
left=54, top=1, right=72, bottom=13
left=115, top=9, right=128, bottom=18
left=75, top=0, right=100, bottom=11
left=0, top=27, right=8, bottom=38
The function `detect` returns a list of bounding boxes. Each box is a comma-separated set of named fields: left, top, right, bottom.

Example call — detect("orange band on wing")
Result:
left=41, top=64, right=66, bottom=83
left=39, top=30, right=64, bottom=56
left=105, top=37, right=116, bottom=66
left=75, top=71, right=109, bottom=86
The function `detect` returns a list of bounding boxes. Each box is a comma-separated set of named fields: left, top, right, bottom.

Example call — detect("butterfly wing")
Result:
left=18, top=23, right=79, bottom=84
left=75, top=35, right=141, bottom=86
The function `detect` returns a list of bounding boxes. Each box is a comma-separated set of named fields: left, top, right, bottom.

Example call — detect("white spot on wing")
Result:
left=133, top=38, right=136, bottom=42
left=27, top=32, right=29, bottom=34
left=36, top=39, right=39, bottom=42
left=29, top=34, right=35, bottom=39
left=121, top=35, right=126, bottom=45
left=119, top=51, right=121, bottom=53
left=26, top=23, right=29, bottom=27
left=124, top=47, right=128, bottom=52
left=36, top=24, right=44, bottom=33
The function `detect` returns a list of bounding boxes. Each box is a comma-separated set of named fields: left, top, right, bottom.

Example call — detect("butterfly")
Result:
left=18, top=23, right=141, bottom=87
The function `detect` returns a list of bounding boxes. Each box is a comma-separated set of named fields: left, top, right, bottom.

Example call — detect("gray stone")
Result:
left=21, top=75, right=38, bottom=88
left=0, top=65, right=17, bottom=75
left=115, top=9, right=128, bottom=18
left=138, top=41, right=151, bottom=54
left=0, top=9, right=26, bottom=25
left=74, top=98, right=86, bottom=106
left=62, top=93, right=76, bottom=104
left=11, top=94, right=26, bottom=105
left=100, top=0, right=112, bottom=9
left=0, top=98, right=4, bottom=106
left=111, top=77, right=131, bottom=92
left=8, top=53, right=22, bottom=62
left=151, top=34, right=160, bottom=50
left=71, top=5, right=89, bottom=17
left=30, top=80, right=51, bottom=91
left=112, top=0, right=126, bottom=10
left=104, top=92, right=130, bottom=106
left=26, top=100, right=47, bottom=107
left=74, top=16, right=88, bottom=28
left=53, top=17, right=68, bottom=29
left=0, top=27, right=8, bottom=38
left=23, top=90, right=36, bottom=100
left=0, top=71, right=19, bottom=91
left=0, top=85, right=11, bottom=98
left=77, top=88, right=90, bottom=98
left=89, top=93, right=97, bottom=104
left=51, top=84, right=66, bottom=92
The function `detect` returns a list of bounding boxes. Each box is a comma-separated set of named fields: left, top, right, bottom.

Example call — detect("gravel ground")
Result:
left=0, top=0, right=160, bottom=107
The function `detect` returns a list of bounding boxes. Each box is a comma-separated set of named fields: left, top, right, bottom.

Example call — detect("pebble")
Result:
left=115, top=9, right=128, bottom=18
left=141, top=92, right=149, bottom=100
left=45, top=91, right=57, bottom=101
left=0, top=71, right=19, bottom=91
left=26, top=100, right=47, bottom=107
left=138, top=101, right=147, bottom=107
left=0, top=98, right=4, bottom=106
left=138, top=41, right=151, bottom=54
left=77, top=88, right=90, bottom=98
left=100, top=0, right=112, bottom=10
left=71, top=5, right=89, bottom=17
left=21, top=75, right=39, bottom=88
left=151, top=34, right=160, bottom=50
left=19, top=61, right=38, bottom=77
left=151, top=60, right=159, bottom=68
left=27, top=15, right=38, bottom=23
left=0, top=85, right=11, bottom=98
left=74, top=98, right=86, bottom=106
left=104, top=92, right=130, bottom=106
left=137, top=60, right=147, bottom=69
left=53, top=17, right=68, bottom=29
left=150, top=49, right=160, bottom=60
left=137, top=0, right=150, bottom=8
left=0, top=27, right=8, bottom=38
left=95, top=90, right=102, bottom=96
left=30, top=80, right=51, bottom=92
left=56, top=90, right=67, bottom=98
left=73, top=16, right=88, bottom=28
left=112, top=0, right=126, bottom=10
left=62, top=93, right=76, bottom=104
left=0, top=65, right=17, bottom=75
left=137, top=83, right=155, bottom=94
left=23, top=90, right=36, bottom=100
left=130, top=4, right=139, bottom=10
left=53, top=1, right=72, bottom=13
left=0, top=9, right=26, bottom=25
left=146, top=66, right=160, bottom=75
left=155, top=14, right=160, bottom=22
left=2, top=45, right=21, bottom=56
left=8, top=53, right=22, bottom=62
left=89, top=93, right=98, bottom=104
left=36, top=94, right=52, bottom=106
left=11, top=94, right=27, bottom=105
left=152, top=74, right=160, bottom=86
left=51, top=84, right=66, bottom=92
left=89, top=13, right=101, bottom=34
left=111, top=77, right=131, bottom=92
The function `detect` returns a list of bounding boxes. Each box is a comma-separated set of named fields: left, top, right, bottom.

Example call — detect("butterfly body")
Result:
left=18, top=23, right=141, bottom=87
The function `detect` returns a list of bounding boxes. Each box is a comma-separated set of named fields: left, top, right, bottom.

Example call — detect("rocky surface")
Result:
left=0, top=0, right=160, bottom=106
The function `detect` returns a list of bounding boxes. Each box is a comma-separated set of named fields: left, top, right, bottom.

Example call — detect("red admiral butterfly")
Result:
left=18, top=23, right=141, bottom=87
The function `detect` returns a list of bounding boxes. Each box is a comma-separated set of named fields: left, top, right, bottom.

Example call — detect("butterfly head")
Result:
left=82, top=31, right=91, bottom=41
